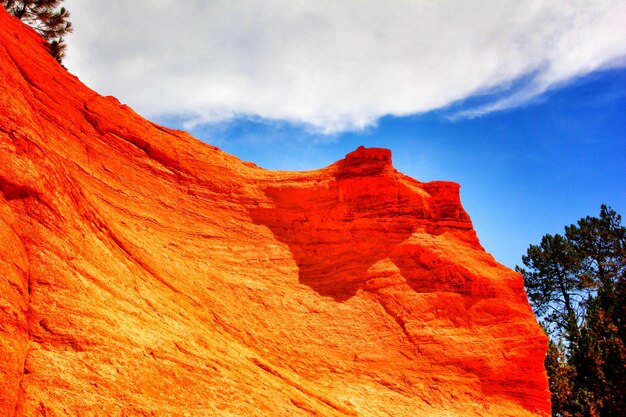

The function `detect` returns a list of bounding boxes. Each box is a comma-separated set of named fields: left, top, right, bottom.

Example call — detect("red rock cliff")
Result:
left=0, top=9, right=550, bottom=417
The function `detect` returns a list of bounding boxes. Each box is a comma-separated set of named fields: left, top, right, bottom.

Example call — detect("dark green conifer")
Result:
left=518, top=205, right=626, bottom=416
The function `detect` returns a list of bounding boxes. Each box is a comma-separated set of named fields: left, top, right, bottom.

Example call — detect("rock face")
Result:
left=0, top=9, right=550, bottom=417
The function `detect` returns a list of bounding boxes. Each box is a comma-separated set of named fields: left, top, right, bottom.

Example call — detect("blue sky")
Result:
left=62, top=0, right=626, bottom=268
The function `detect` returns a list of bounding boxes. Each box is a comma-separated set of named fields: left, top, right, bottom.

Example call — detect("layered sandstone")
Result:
left=0, top=9, right=550, bottom=417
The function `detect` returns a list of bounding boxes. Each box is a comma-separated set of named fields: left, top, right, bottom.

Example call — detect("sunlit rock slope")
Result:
left=0, top=9, right=550, bottom=417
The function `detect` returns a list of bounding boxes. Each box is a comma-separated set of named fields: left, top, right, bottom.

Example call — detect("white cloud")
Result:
left=63, top=0, right=626, bottom=133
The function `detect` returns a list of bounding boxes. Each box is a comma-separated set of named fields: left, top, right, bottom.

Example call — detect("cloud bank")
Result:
left=64, top=0, right=626, bottom=133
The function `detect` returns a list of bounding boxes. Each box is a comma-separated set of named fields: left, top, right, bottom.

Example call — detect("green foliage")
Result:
left=520, top=233, right=584, bottom=344
left=518, top=205, right=626, bottom=417
left=544, top=339, right=575, bottom=416
left=3, top=0, right=72, bottom=63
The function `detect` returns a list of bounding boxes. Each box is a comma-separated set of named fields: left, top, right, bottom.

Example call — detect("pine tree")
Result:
left=544, top=338, right=576, bottom=416
left=3, top=0, right=72, bottom=63
left=518, top=205, right=626, bottom=417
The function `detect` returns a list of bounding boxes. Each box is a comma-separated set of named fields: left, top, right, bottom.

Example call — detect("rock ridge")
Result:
left=0, top=9, right=549, bottom=417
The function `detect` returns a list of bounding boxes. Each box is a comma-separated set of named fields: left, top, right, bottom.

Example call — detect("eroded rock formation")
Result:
left=0, top=9, right=550, bottom=417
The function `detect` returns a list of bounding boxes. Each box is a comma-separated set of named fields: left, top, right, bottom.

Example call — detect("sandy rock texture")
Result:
left=0, top=9, right=550, bottom=417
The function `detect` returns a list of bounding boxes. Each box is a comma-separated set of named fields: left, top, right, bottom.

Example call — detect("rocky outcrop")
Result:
left=0, top=9, right=550, bottom=417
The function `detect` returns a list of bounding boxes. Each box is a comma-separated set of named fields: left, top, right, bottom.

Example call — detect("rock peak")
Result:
left=341, top=146, right=394, bottom=177
left=347, top=145, right=392, bottom=161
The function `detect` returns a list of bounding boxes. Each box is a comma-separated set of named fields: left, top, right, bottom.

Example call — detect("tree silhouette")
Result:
left=518, top=205, right=626, bottom=416
left=3, top=0, right=72, bottom=63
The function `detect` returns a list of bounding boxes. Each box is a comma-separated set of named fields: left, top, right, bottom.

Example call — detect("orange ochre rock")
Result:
left=0, top=9, right=550, bottom=417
